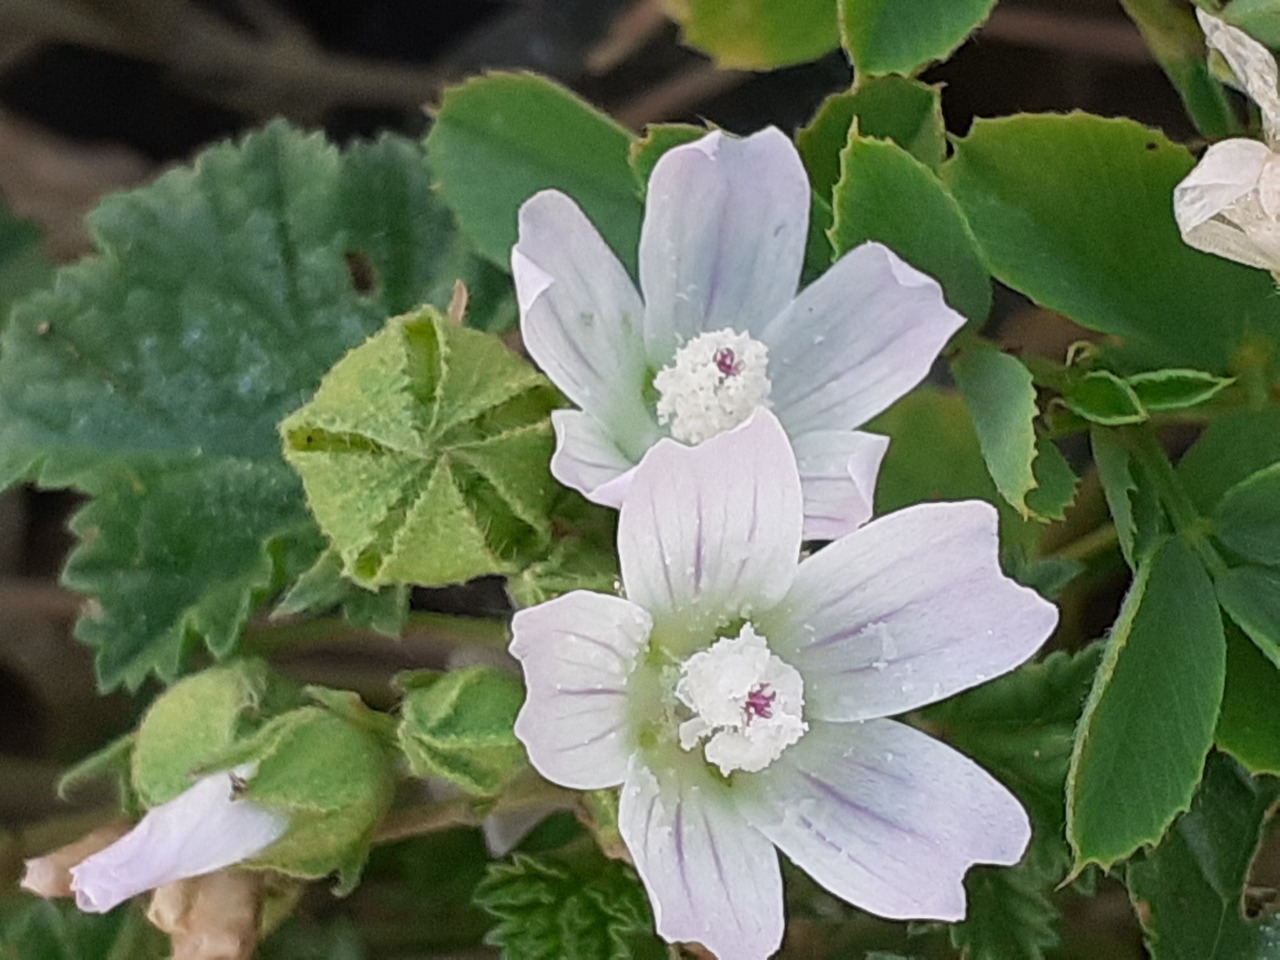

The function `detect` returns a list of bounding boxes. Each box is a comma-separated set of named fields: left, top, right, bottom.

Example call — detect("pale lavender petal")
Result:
left=549, top=409, right=639, bottom=504
left=793, top=429, right=889, bottom=541
left=514, top=191, right=658, bottom=454
left=1173, top=139, right=1274, bottom=269
left=70, top=768, right=287, bottom=914
left=619, top=756, right=783, bottom=959
left=639, top=128, right=809, bottom=363
left=510, top=592, right=652, bottom=790
left=618, top=409, right=802, bottom=650
left=759, top=501, right=1057, bottom=721
left=764, top=242, right=964, bottom=435
left=740, top=719, right=1030, bottom=921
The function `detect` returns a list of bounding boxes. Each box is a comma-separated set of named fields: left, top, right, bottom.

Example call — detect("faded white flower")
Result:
left=1174, top=11, right=1280, bottom=271
left=513, top=127, right=964, bottom=540
left=509, top=409, right=1058, bottom=959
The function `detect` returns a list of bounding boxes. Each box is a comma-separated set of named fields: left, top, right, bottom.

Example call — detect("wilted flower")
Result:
left=1174, top=11, right=1280, bottom=271
left=149, top=869, right=264, bottom=960
left=69, top=765, right=287, bottom=914
left=509, top=410, right=1058, bottom=959
left=513, top=127, right=964, bottom=540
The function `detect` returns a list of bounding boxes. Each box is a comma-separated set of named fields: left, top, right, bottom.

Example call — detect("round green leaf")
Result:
left=945, top=114, right=1280, bottom=370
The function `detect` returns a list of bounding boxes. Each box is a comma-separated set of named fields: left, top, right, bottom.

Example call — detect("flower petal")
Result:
left=740, top=719, right=1030, bottom=921
left=761, top=501, right=1057, bottom=721
left=619, top=756, right=783, bottom=960
left=70, top=768, right=287, bottom=914
left=514, top=190, right=658, bottom=455
left=510, top=591, right=652, bottom=790
left=549, top=408, right=639, bottom=504
left=1198, top=10, right=1280, bottom=141
left=638, top=128, right=809, bottom=363
left=793, top=429, right=889, bottom=541
left=1173, top=138, right=1275, bottom=269
left=618, top=409, right=802, bottom=650
left=764, top=242, right=964, bottom=435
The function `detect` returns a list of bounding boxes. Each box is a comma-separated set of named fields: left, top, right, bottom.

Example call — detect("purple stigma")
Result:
left=744, top=685, right=776, bottom=721
left=713, top=347, right=743, bottom=378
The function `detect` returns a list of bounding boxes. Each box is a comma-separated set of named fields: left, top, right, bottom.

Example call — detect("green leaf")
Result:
left=0, top=901, right=166, bottom=960
left=273, top=549, right=409, bottom=637
left=1067, top=538, right=1226, bottom=870
left=926, top=646, right=1103, bottom=835
left=1216, top=565, right=1280, bottom=668
left=477, top=852, right=665, bottom=960
left=1126, top=368, right=1234, bottom=412
left=1217, top=627, right=1280, bottom=776
left=1217, top=0, right=1280, bottom=48
left=281, top=306, right=559, bottom=588
left=662, top=0, right=839, bottom=68
left=0, top=203, right=52, bottom=322
left=867, top=387, right=1037, bottom=548
left=507, top=539, right=620, bottom=609
left=797, top=77, right=946, bottom=204
left=950, top=347, right=1037, bottom=516
left=1178, top=407, right=1280, bottom=512
left=426, top=73, right=641, bottom=271
left=628, top=123, right=707, bottom=189
left=397, top=665, right=528, bottom=797
left=839, top=0, right=997, bottom=75
left=1062, top=371, right=1148, bottom=426
left=951, top=837, right=1065, bottom=960
left=1092, top=428, right=1140, bottom=568
left=1215, top=463, right=1280, bottom=567
left=1127, top=753, right=1280, bottom=960
left=1120, top=0, right=1241, bottom=139
left=830, top=136, right=991, bottom=327
left=1024, top=432, right=1079, bottom=523
left=945, top=114, right=1280, bottom=369
left=0, top=125, right=479, bottom=690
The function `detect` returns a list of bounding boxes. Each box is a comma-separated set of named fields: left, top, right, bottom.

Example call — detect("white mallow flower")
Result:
left=513, top=127, right=965, bottom=540
left=509, top=410, right=1059, bottom=960
left=1175, top=11, right=1280, bottom=270
left=70, top=765, right=288, bottom=914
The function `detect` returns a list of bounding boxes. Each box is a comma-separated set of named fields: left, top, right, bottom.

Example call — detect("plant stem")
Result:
left=374, top=777, right=573, bottom=844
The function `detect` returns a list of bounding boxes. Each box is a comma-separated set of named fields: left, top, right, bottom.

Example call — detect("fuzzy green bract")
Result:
left=281, top=305, right=559, bottom=588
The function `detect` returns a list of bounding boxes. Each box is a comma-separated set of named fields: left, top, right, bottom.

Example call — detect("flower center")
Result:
left=674, top=623, right=807, bottom=776
left=653, top=328, right=772, bottom=445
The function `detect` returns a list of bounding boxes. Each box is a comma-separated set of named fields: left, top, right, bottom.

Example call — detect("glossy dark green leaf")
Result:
left=840, top=0, right=997, bottom=75
left=1092, top=428, right=1140, bottom=567
left=951, top=837, right=1066, bottom=960
left=831, top=136, right=990, bottom=326
left=945, top=114, right=1280, bottom=369
left=662, top=0, right=840, bottom=68
left=628, top=123, right=707, bottom=188
left=1215, top=463, right=1280, bottom=567
left=1127, top=753, right=1280, bottom=960
left=1178, top=407, right=1280, bottom=512
left=426, top=73, right=641, bottom=271
left=1067, top=538, right=1226, bottom=870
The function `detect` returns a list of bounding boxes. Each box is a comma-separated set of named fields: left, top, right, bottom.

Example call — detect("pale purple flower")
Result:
left=509, top=410, right=1058, bottom=960
left=512, top=127, right=965, bottom=540
left=1174, top=11, right=1280, bottom=271
left=70, top=766, right=287, bottom=913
